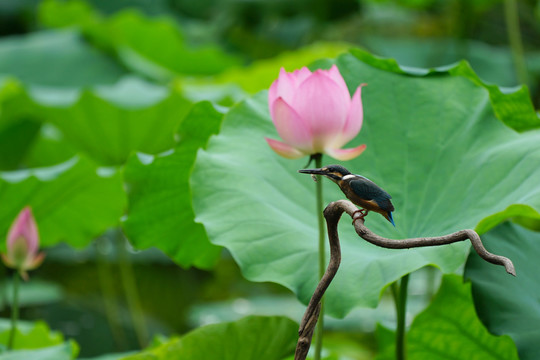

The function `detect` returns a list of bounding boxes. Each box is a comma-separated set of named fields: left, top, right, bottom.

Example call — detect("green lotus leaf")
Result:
left=0, top=320, right=63, bottom=350
left=122, top=101, right=223, bottom=269
left=465, top=222, right=540, bottom=360
left=0, top=76, right=186, bottom=168
left=0, top=156, right=125, bottom=249
left=105, top=11, right=241, bottom=78
left=121, top=316, right=297, bottom=360
left=21, top=124, right=77, bottom=169
left=79, top=352, right=137, bottom=360
left=0, top=79, right=78, bottom=170
left=191, top=50, right=540, bottom=317
left=179, top=42, right=352, bottom=106
left=39, top=1, right=241, bottom=79
left=38, top=0, right=97, bottom=30
left=212, top=42, right=352, bottom=94
left=0, top=80, right=42, bottom=170
left=39, top=77, right=191, bottom=166
left=0, top=29, right=126, bottom=87
left=0, top=280, right=63, bottom=309
left=0, top=341, right=78, bottom=360
left=348, top=48, right=540, bottom=132
left=0, top=119, right=41, bottom=170
left=79, top=352, right=136, bottom=360
left=362, top=36, right=520, bottom=86
left=0, top=80, right=40, bottom=132
left=376, top=275, right=519, bottom=359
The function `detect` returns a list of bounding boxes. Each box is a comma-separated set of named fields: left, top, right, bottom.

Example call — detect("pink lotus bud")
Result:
left=265, top=65, right=366, bottom=160
left=2, top=207, right=45, bottom=280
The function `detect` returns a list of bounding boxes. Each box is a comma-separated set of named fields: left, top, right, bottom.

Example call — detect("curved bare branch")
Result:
left=294, top=199, right=516, bottom=360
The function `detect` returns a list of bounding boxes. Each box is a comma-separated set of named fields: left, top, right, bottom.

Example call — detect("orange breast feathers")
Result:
left=338, top=180, right=388, bottom=215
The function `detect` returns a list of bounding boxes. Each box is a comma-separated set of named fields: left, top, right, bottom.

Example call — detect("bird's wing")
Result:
left=349, top=178, right=394, bottom=211
left=348, top=178, right=387, bottom=200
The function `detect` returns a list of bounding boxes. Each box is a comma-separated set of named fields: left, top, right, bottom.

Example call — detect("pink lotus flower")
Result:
left=2, top=207, right=45, bottom=280
left=265, top=65, right=366, bottom=160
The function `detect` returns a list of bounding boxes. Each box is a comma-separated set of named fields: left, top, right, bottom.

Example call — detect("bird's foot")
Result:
left=352, top=209, right=368, bottom=224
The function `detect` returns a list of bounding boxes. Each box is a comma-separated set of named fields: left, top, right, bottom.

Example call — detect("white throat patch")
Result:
left=343, top=174, right=371, bottom=181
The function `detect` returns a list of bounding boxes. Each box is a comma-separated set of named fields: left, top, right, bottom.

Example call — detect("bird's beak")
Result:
left=298, top=168, right=327, bottom=175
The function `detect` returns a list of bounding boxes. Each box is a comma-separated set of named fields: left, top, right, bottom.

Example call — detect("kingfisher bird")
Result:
left=299, top=164, right=395, bottom=226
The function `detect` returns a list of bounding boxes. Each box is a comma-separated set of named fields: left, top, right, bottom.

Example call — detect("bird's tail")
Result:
left=386, top=212, right=395, bottom=227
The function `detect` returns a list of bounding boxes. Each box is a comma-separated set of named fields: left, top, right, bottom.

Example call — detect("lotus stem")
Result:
left=7, top=272, right=20, bottom=350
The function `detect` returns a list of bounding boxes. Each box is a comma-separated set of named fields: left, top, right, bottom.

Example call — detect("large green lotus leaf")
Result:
left=362, top=36, right=519, bottom=87
left=348, top=48, right=540, bottom=132
left=22, top=124, right=77, bottom=169
left=191, top=51, right=540, bottom=317
left=79, top=352, right=136, bottom=360
left=0, top=157, right=125, bottom=249
left=212, top=42, right=352, bottom=93
left=0, top=119, right=41, bottom=170
left=38, top=77, right=191, bottom=166
left=121, top=316, right=297, bottom=360
left=0, top=341, right=78, bottom=360
left=0, top=320, right=63, bottom=350
left=178, top=42, right=352, bottom=106
left=39, top=1, right=241, bottom=78
left=38, top=0, right=169, bottom=21
left=0, top=80, right=42, bottom=170
left=0, top=80, right=76, bottom=170
left=0, top=280, right=63, bottom=308
left=104, top=11, right=241, bottom=78
left=38, top=0, right=99, bottom=30
left=0, top=29, right=126, bottom=87
left=0, top=78, right=158, bottom=170
left=122, top=101, right=223, bottom=269
left=465, top=222, right=540, bottom=360
left=0, top=80, right=39, bottom=132
left=376, top=275, right=519, bottom=360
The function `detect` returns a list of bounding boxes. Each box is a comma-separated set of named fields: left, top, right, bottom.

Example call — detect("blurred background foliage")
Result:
left=0, top=0, right=539, bottom=359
